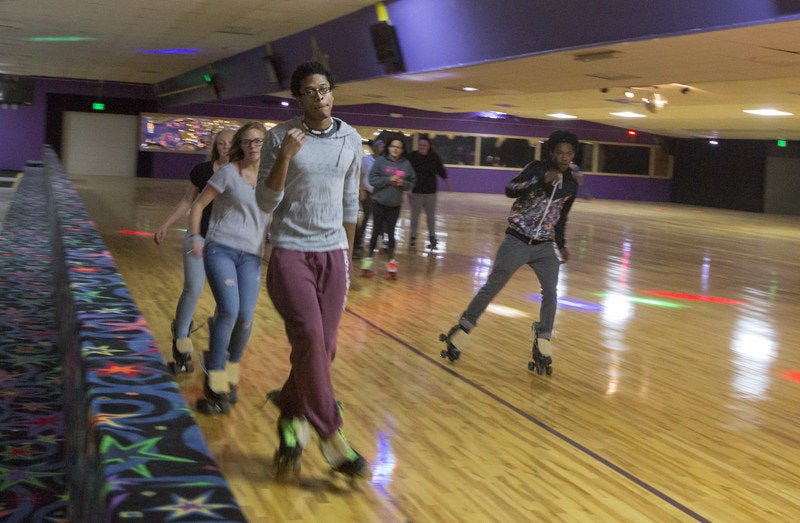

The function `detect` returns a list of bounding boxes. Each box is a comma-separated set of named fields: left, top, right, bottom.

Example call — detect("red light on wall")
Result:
left=627, top=129, right=637, bottom=137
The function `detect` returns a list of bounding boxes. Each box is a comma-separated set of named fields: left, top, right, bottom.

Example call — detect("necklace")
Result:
left=302, top=119, right=334, bottom=136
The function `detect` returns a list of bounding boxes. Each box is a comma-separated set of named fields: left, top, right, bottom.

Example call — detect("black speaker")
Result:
left=369, top=22, right=405, bottom=73
left=208, top=74, right=224, bottom=99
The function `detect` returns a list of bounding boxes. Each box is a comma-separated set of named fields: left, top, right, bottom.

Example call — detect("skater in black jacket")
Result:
left=440, top=130, right=580, bottom=375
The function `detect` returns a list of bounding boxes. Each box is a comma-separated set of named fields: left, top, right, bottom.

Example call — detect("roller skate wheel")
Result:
left=546, top=366, right=553, bottom=376
left=184, top=362, right=195, bottom=373
left=528, top=361, right=535, bottom=371
left=439, top=333, right=447, bottom=341
left=196, top=398, right=230, bottom=415
left=168, top=362, right=179, bottom=374
left=196, top=398, right=210, bottom=413
left=273, top=451, right=301, bottom=482
left=440, top=347, right=460, bottom=362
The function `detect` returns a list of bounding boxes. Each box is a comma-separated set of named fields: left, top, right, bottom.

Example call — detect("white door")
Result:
left=62, top=111, right=139, bottom=176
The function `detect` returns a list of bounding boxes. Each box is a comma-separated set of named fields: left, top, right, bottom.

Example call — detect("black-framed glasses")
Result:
left=300, top=85, right=332, bottom=98
left=241, top=138, right=264, bottom=147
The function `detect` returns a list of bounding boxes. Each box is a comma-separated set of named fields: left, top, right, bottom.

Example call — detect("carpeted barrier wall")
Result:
left=0, top=148, right=246, bottom=522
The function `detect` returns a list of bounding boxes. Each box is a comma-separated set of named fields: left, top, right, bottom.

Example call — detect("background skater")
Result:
left=408, top=134, right=451, bottom=250
left=440, top=130, right=580, bottom=375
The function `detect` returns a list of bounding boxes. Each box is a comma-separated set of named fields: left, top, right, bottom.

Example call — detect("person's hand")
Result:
left=279, top=128, right=307, bottom=159
left=190, top=238, right=204, bottom=258
left=559, top=246, right=570, bottom=263
left=154, top=225, right=168, bottom=245
left=544, top=169, right=562, bottom=185
left=389, top=174, right=402, bottom=186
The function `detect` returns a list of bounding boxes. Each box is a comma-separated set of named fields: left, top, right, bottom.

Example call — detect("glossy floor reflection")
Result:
left=75, top=175, right=800, bottom=521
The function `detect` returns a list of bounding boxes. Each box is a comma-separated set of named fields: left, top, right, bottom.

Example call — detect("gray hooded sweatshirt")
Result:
left=256, top=116, right=361, bottom=252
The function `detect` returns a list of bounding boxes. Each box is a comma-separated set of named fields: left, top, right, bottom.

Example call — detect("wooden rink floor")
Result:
left=74, top=175, right=800, bottom=522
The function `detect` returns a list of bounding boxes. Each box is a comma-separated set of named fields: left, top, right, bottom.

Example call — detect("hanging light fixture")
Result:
left=642, top=91, right=668, bottom=113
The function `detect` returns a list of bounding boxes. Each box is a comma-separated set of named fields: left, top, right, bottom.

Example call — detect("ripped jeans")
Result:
left=173, top=233, right=207, bottom=338
left=203, top=241, right=262, bottom=371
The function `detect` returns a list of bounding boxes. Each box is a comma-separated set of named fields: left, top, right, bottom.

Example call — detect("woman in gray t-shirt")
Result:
left=187, top=121, right=274, bottom=415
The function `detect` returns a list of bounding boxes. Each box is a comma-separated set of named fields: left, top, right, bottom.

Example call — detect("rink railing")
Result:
left=45, top=148, right=246, bottom=522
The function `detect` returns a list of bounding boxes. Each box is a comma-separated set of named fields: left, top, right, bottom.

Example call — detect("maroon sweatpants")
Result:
left=266, top=247, right=351, bottom=438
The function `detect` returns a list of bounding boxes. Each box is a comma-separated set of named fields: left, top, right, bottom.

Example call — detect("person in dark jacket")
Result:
left=408, top=135, right=451, bottom=250
left=439, top=130, right=580, bottom=376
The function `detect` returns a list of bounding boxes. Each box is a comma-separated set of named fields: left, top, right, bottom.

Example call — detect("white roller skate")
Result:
left=384, top=259, right=398, bottom=280
left=318, top=407, right=369, bottom=486
left=168, top=320, right=195, bottom=374
left=360, top=257, right=374, bottom=278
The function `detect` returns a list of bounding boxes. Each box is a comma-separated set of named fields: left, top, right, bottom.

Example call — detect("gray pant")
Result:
left=408, top=192, right=437, bottom=240
left=461, top=234, right=561, bottom=339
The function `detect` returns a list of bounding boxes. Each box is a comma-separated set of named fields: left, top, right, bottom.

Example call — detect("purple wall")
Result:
left=0, top=77, right=153, bottom=170
left=388, top=0, right=800, bottom=74
left=1, top=93, right=46, bottom=170
left=409, top=168, right=671, bottom=201
left=266, top=0, right=800, bottom=88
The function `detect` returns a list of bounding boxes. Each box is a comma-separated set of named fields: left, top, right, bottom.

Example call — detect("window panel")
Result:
left=479, top=137, right=537, bottom=168
left=429, top=135, right=477, bottom=165
left=597, top=144, right=650, bottom=175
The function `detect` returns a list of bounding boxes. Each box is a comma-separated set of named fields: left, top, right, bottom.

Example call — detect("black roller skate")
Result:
left=196, top=369, right=231, bottom=414
left=528, top=323, right=553, bottom=375
left=439, top=323, right=467, bottom=362
left=168, top=320, right=195, bottom=374
left=274, top=416, right=311, bottom=482
left=426, top=236, right=438, bottom=250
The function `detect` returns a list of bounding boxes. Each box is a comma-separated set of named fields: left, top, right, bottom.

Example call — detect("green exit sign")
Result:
left=92, top=102, right=105, bottom=111
left=777, top=139, right=787, bottom=147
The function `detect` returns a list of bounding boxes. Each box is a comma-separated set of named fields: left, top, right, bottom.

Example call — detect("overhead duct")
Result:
left=154, top=46, right=280, bottom=108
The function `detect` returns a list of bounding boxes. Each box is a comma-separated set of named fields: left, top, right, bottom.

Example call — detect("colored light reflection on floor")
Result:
left=782, top=371, right=800, bottom=384
left=371, top=431, right=396, bottom=490
left=642, top=290, right=744, bottom=305
left=527, top=294, right=603, bottom=312
left=594, top=293, right=684, bottom=308
left=117, top=229, right=154, bottom=237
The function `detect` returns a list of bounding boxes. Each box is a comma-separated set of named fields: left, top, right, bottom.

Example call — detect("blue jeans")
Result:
left=174, top=233, right=206, bottom=338
left=203, top=241, right=262, bottom=371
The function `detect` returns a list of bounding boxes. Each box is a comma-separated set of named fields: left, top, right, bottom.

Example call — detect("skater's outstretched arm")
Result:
left=505, top=162, right=546, bottom=199
left=154, top=185, right=199, bottom=244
